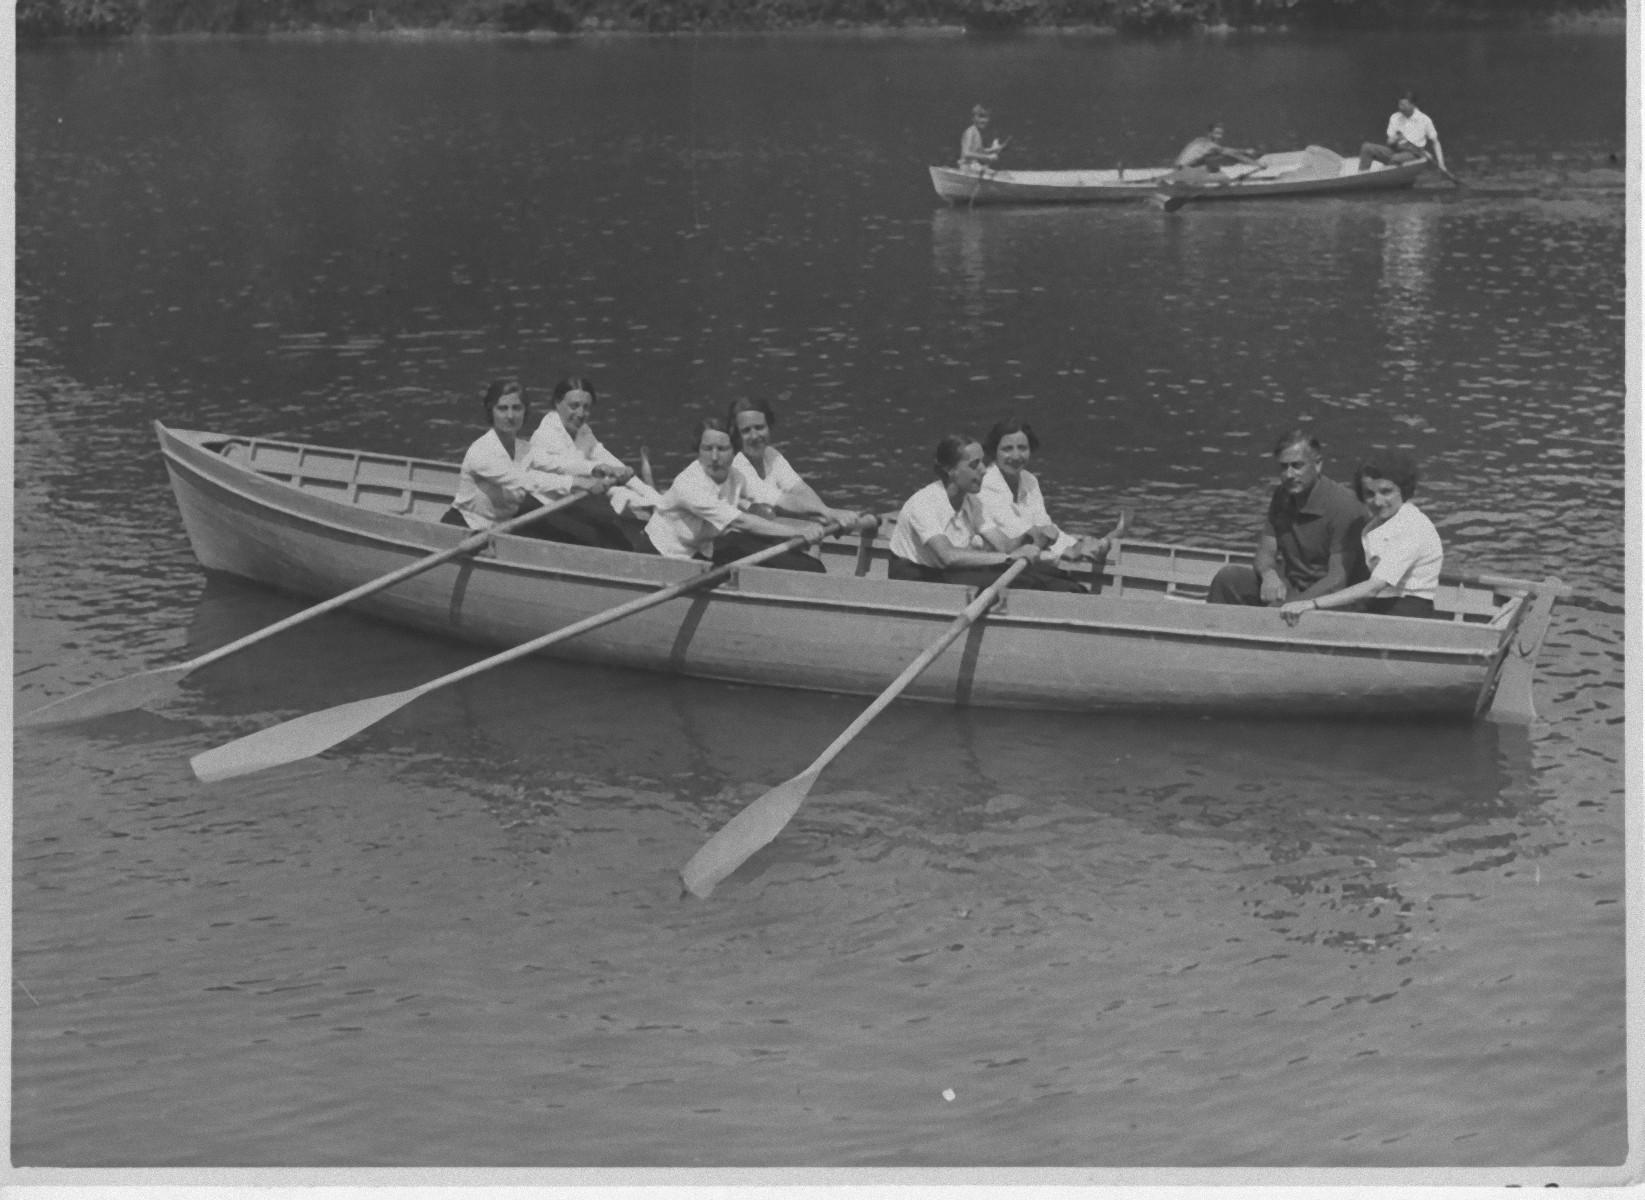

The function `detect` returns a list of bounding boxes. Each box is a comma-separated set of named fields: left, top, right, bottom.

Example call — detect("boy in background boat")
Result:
left=959, top=104, right=1008, bottom=172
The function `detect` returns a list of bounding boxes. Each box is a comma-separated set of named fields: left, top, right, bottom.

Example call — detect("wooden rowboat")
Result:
left=929, top=146, right=1429, bottom=207
left=155, top=422, right=1563, bottom=722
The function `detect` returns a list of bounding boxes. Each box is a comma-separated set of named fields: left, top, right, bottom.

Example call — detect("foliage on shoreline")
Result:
left=15, top=0, right=1626, bottom=38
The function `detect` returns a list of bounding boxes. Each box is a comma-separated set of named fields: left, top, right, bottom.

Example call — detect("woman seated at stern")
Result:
left=528, top=375, right=661, bottom=552
left=1279, top=448, right=1443, bottom=625
left=644, top=417, right=836, bottom=572
left=443, top=379, right=605, bottom=541
left=887, top=434, right=1085, bottom=592
left=727, top=397, right=871, bottom=533
left=980, top=417, right=1124, bottom=592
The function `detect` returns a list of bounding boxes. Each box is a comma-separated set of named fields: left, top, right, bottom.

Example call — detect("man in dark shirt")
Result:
left=1209, top=429, right=1365, bottom=606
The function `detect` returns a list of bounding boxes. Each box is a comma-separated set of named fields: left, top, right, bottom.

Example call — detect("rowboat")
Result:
left=155, top=422, right=1563, bottom=722
left=929, top=146, right=1430, bottom=207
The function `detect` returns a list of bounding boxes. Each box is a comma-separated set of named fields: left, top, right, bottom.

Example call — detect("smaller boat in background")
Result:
left=929, top=146, right=1430, bottom=207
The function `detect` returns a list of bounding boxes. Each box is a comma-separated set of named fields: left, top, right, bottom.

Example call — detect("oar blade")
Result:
left=17, top=663, right=192, bottom=728
left=190, top=689, right=419, bottom=783
left=681, top=768, right=821, bottom=899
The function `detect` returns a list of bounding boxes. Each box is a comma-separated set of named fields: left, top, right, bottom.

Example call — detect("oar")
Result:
left=16, top=493, right=591, bottom=728
left=1155, top=154, right=1270, bottom=212
left=680, top=556, right=1031, bottom=899
left=1415, top=145, right=1464, bottom=187
left=188, top=517, right=870, bottom=783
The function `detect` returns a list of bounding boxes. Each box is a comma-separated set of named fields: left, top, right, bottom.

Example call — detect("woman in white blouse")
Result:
left=644, top=417, right=833, bottom=572
left=978, top=418, right=1122, bottom=590
left=725, top=397, right=870, bottom=533
left=443, top=379, right=597, bottom=538
left=887, top=433, right=1079, bottom=591
left=1279, top=449, right=1443, bottom=624
left=528, top=375, right=662, bottom=551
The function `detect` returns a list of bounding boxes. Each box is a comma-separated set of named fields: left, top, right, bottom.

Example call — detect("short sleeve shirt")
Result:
left=1387, top=108, right=1438, bottom=150
left=889, top=480, right=999, bottom=568
left=1265, top=474, right=1366, bottom=591
left=1363, top=501, right=1443, bottom=600
left=644, top=460, right=748, bottom=559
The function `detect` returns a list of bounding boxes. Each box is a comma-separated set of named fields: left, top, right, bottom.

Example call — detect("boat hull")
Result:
left=157, top=424, right=1540, bottom=720
left=930, top=148, right=1428, bottom=206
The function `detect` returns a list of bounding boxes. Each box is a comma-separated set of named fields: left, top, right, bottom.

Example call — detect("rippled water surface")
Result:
left=11, top=29, right=1631, bottom=1175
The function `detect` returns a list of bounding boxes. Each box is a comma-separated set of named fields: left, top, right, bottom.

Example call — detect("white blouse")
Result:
left=644, top=460, right=750, bottom=559
left=451, top=429, right=573, bottom=531
left=1363, top=501, right=1443, bottom=601
left=730, top=447, right=807, bottom=509
left=978, top=463, right=1079, bottom=559
left=888, top=480, right=1003, bottom=568
left=529, top=410, right=662, bottom=513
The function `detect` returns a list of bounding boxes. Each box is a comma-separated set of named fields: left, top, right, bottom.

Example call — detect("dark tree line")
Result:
left=15, top=0, right=1622, bottom=37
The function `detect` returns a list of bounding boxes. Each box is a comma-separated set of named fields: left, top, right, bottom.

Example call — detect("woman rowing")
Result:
left=529, top=375, right=662, bottom=551
left=1279, top=448, right=1443, bottom=625
left=443, top=379, right=607, bottom=541
left=644, top=417, right=834, bottom=572
left=727, top=397, right=868, bottom=531
left=886, top=433, right=1083, bottom=592
left=979, top=418, right=1124, bottom=591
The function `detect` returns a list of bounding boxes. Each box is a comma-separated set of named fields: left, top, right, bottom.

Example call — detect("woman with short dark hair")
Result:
left=886, top=434, right=1080, bottom=591
left=1279, top=448, right=1443, bottom=623
left=644, top=417, right=831, bottom=572
left=978, top=417, right=1123, bottom=590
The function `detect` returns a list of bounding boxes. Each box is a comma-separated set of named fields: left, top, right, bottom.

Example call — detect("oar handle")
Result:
left=410, top=515, right=870, bottom=698
left=180, top=492, right=588, bottom=673
left=805, top=557, right=1029, bottom=778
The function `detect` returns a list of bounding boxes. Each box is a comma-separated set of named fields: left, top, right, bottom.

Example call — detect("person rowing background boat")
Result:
left=644, top=416, right=833, bottom=572
left=1358, top=89, right=1448, bottom=174
left=958, top=103, right=1008, bottom=172
left=1167, top=122, right=1263, bottom=184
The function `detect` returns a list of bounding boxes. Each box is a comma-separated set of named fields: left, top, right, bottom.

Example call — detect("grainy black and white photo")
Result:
left=9, top=0, right=1635, bottom=1186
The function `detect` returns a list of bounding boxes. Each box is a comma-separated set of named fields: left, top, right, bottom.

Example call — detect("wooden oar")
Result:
left=966, top=137, right=1010, bottom=208
left=16, top=493, right=591, bottom=728
left=1155, top=154, right=1270, bottom=212
left=680, top=556, right=1031, bottom=899
left=189, top=517, right=870, bottom=783
left=1415, top=145, right=1464, bottom=187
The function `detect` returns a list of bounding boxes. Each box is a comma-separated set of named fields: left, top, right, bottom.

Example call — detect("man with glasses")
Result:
left=1208, top=429, right=1366, bottom=608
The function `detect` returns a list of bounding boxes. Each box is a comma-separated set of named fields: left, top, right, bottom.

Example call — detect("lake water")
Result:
left=9, top=28, right=1633, bottom=1179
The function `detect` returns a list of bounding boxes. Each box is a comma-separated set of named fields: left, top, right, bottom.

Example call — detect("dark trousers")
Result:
left=711, top=530, right=826, bottom=574
left=442, top=497, right=656, bottom=554
left=888, top=556, right=1086, bottom=592
left=1367, top=594, right=1436, bottom=619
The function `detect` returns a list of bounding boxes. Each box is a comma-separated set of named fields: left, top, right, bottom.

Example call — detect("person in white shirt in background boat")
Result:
left=959, top=104, right=1008, bottom=172
left=1279, top=448, right=1444, bottom=625
left=887, top=433, right=1083, bottom=592
left=978, top=417, right=1126, bottom=593
left=1358, top=90, right=1447, bottom=173
left=726, top=397, right=871, bottom=534
left=644, top=416, right=835, bottom=572
left=444, top=378, right=598, bottom=537
left=528, top=375, right=662, bottom=552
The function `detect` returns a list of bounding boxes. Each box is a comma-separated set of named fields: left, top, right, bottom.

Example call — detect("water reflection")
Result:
left=1376, top=202, right=1440, bottom=376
